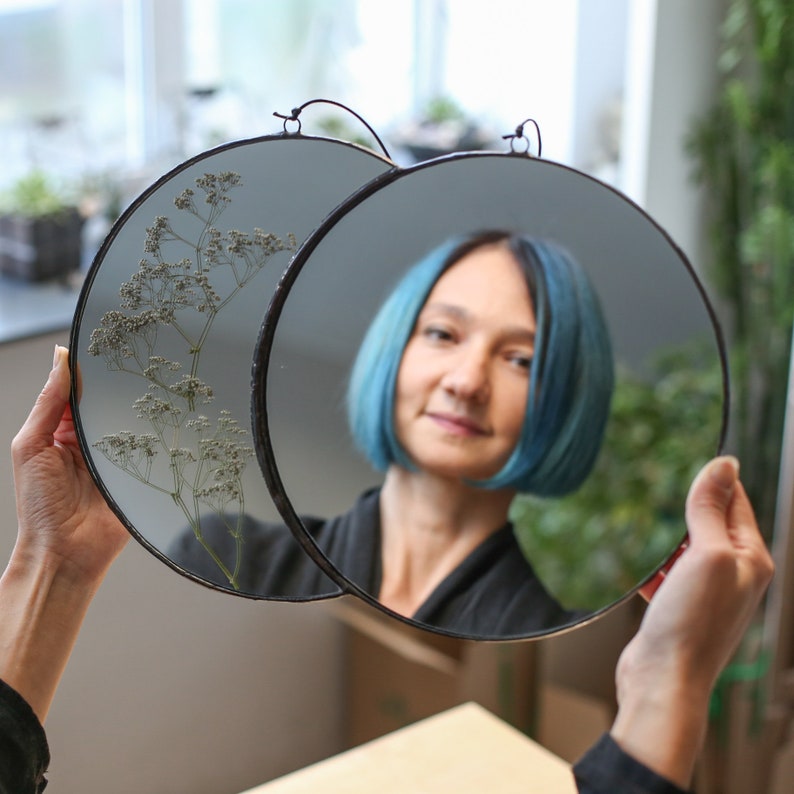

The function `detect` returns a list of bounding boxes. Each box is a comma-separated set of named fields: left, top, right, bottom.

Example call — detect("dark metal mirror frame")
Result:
left=252, top=147, right=731, bottom=639
left=69, top=131, right=394, bottom=597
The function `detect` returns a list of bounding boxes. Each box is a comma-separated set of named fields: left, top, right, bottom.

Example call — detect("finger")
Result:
left=725, top=481, right=775, bottom=585
left=725, top=481, right=764, bottom=546
left=684, top=456, right=739, bottom=547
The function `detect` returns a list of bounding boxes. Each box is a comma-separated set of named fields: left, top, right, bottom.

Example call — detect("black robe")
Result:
left=169, top=489, right=582, bottom=638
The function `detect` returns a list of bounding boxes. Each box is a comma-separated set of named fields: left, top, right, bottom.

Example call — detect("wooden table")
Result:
left=240, top=702, right=576, bottom=794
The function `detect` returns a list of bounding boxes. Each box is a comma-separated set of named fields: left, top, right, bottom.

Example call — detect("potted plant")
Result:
left=0, top=170, right=83, bottom=282
left=390, top=96, right=496, bottom=162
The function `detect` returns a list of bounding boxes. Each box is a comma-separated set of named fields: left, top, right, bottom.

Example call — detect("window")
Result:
left=0, top=0, right=632, bottom=341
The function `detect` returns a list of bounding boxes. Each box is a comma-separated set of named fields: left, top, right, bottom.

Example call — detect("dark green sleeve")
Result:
left=0, top=679, right=49, bottom=793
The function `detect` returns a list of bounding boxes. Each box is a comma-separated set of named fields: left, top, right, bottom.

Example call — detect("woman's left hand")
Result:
left=11, top=345, right=129, bottom=585
left=1, top=346, right=130, bottom=722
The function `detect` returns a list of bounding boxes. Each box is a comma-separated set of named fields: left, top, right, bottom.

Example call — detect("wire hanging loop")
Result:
left=273, top=107, right=303, bottom=135
left=502, top=118, right=542, bottom=157
left=273, top=98, right=391, bottom=159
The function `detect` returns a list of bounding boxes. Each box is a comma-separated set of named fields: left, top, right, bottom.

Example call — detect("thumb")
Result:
left=684, top=456, right=739, bottom=545
left=14, top=347, right=72, bottom=454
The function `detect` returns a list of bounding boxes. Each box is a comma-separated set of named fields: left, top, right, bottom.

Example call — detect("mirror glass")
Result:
left=70, top=134, right=393, bottom=599
left=255, top=152, right=728, bottom=639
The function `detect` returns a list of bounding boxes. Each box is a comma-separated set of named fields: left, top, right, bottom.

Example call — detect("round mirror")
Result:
left=70, top=134, right=393, bottom=599
left=255, top=152, right=728, bottom=639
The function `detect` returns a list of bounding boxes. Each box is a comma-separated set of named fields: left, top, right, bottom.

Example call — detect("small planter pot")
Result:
left=0, top=208, right=83, bottom=282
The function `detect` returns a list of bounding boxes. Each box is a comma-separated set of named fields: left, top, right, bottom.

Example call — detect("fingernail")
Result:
left=711, top=456, right=739, bottom=490
left=52, top=345, right=67, bottom=372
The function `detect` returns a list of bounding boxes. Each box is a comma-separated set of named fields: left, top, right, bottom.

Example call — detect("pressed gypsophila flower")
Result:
left=87, top=315, right=129, bottom=358
left=198, top=434, right=252, bottom=471
left=216, top=410, right=247, bottom=435
left=88, top=168, right=301, bottom=589
left=195, top=171, right=241, bottom=207
left=253, top=229, right=297, bottom=256
left=143, top=356, right=182, bottom=381
left=169, top=375, right=214, bottom=404
left=185, top=415, right=212, bottom=432
left=120, top=260, right=201, bottom=317
left=202, top=228, right=223, bottom=267
left=94, top=431, right=159, bottom=472
left=195, top=480, right=243, bottom=510
left=144, top=216, right=169, bottom=254
left=173, top=187, right=195, bottom=211
left=87, top=310, right=161, bottom=365
left=134, top=390, right=182, bottom=422
left=226, top=229, right=253, bottom=255
left=168, top=447, right=197, bottom=463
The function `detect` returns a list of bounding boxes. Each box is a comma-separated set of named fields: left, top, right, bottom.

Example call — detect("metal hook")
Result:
left=502, top=117, right=542, bottom=158
left=272, top=107, right=303, bottom=135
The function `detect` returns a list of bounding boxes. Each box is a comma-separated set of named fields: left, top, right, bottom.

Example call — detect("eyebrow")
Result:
left=421, top=302, right=536, bottom=343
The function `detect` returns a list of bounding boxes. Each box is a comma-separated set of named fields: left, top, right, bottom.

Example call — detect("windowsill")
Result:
left=0, top=272, right=82, bottom=345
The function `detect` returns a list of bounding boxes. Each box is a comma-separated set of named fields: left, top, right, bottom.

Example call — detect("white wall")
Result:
left=621, top=0, right=722, bottom=270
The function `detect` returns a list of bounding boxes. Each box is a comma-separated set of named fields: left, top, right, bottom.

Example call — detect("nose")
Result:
left=440, top=346, right=490, bottom=403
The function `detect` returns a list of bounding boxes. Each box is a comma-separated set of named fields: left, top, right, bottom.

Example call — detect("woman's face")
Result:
left=394, top=243, right=536, bottom=483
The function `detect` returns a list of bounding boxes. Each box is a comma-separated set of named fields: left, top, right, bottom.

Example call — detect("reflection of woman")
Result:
left=0, top=347, right=775, bottom=793
left=172, top=230, right=614, bottom=636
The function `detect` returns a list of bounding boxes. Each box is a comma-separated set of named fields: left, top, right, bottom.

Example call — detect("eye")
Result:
left=506, top=351, right=533, bottom=371
left=421, top=324, right=456, bottom=343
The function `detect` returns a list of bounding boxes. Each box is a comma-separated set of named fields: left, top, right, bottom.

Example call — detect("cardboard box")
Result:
left=327, top=599, right=539, bottom=748
left=536, top=684, right=612, bottom=763
left=241, top=702, right=575, bottom=794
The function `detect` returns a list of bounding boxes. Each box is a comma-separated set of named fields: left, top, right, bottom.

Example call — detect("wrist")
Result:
left=0, top=545, right=102, bottom=722
left=611, top=663, right=712, bottom=789
left=8, top=524, right=112, bottom=596
left=3, top=543, right=103, bottom=604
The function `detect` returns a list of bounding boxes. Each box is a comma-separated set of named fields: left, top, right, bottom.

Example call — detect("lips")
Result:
left=425, top=411, right=489, bottom=437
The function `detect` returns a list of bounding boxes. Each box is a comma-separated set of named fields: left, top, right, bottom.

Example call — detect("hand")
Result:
left=610, top=456, right=774, bottom=787
left=10, top=345, right=129, bottom=587
left=1, top=347, right=130, bottom=722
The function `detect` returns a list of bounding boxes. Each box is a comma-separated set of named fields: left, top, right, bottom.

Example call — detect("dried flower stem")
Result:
left=89, top=171, right=296, bottom=589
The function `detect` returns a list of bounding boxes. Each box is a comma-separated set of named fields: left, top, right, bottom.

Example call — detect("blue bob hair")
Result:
left=346, top=230, right=615, bottom=497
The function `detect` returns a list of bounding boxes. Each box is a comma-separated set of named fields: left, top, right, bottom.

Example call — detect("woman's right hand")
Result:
left=609, top=456, right=774, bottom=788
left=10, top=345, right=129, bottom=588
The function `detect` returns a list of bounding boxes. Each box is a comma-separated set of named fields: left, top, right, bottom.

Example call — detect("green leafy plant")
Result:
left=0, top=169, right=75, bottom=219
left=686, top=0, right=794, bottom=539
left=0, top=169, right=83, bottom=281
left=422, top=96, right=468, bottom=125
left=392, top=95, right=494, bottom=161
left=510, top=341, right=723, bottom=611
left=88, top=171, right=296, bottom=589
left=314, top=114, right=378, bottom=150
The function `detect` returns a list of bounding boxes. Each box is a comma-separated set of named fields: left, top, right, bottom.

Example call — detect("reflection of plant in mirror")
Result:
left=510, top=341, right=723, bottom=611
left=88, top=171, right=296, bottom=589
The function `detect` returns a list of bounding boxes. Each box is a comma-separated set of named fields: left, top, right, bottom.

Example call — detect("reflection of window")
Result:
left=0, top=0, right=636, bottom=347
